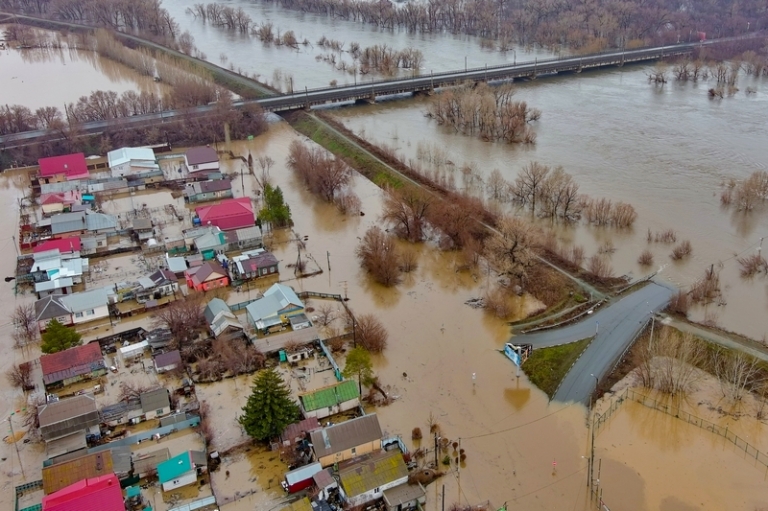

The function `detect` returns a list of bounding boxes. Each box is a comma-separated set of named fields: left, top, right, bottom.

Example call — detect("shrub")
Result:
left=670, top=240, right=692, bottom=260
left=638, top=249, right=654, bottom=266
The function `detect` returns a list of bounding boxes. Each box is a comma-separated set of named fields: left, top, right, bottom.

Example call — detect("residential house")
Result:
left=281, top=417, right=320, bottom=446
left=246, top=283, right=305, bottom=333
left=35, top=277, right=74, bottom=299
left=119, top=340, right=148, bottom=364
left=132, top=448, right=170, bottom=478
left=310, top=413, right=383, bottom=468
left=195, top=197, right=255, bottom=231
left=31, top=249, right=88, bottom=286
left=154, top=350, right=182, bottom=373
left=299, top=380, right=360, bottom=420
left=185, top=261, right=229, bottom=292
left=50, top=211, right=117, bottom=250
left=140, top=388, right=172, bottom=420
left=99, top=400, right=143, bottom=427
left=204, top=298, right=244, bottom=341
left=42, top=451, right=114, bottom=495
left=165, top=253, right=188, bottom=277
left=146, top=328, right=173, bottom=351
left=35, top=295, right=74, bottom=332
left=107, top=147, right=159, bottom=177
left=41, top=474, right=124, bottom=511
left=185, top=146, right=220, bottom=173
left=136, top=269, right=178, bottom=303
left=39, top=394, right=100, bottom=458
left=383, top=482, right=427, bottom=511
left=60, top=286, right=112, bottom=324
left=230, top=225, right=263, bottom=251
left=338, top=451, right=409, bottom=508
left=191, top=227, right=228, bottom=259
left=157, top=450, right=207, bottom=492
left=40, top=190, right=82, bottom=215
left=132, top=217, right=154, bottom=242
left=40, top=342, right=106, bottom=390
left=230, top=249, right=278, bottom=282
left=185, top=179, right=232, bottom=203
left=38, top=153, right=90, bottom=184
left=34, top=238, right=81, bottom=259
left=289, top=313, right=312, bottom=331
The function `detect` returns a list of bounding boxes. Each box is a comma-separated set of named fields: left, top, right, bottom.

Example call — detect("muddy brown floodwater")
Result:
left=0, top=27, right=168, bottom=109
left=2, top=119, right=767, bottom=511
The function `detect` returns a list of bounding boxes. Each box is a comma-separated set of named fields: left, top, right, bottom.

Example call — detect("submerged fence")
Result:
left=594, top=387, right=768, bottom=475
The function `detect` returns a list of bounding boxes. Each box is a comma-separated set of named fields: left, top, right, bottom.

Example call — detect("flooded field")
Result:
left=0, top=30, right=167, bottom=110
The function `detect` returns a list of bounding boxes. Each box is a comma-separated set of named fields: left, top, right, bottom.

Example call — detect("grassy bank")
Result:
left=523, top=338, right=592, bottom=399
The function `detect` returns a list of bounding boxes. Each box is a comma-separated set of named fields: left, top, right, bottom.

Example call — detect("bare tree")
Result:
left=315, top=304, right=336, bottom=327
left=512, top=161, right=550, bottom=213
left=7, top=362, right=34, bottom=392
left=382, top=186, right=432, bottom=242
left=714, top=350, right=763, bottom=402
left=287, top=140, right=353, bottom=202
left=485, top=216, right=539, bottom=286
left=152, top=295, right=206, bottom=350
left=486, top=169, right=510, bottom=202
left=638, top=328, right=704, bottom=394
left=117, top=381, right=151, bottom=402
left=587, top=254, right=614, bottom=279
left=255, top=155, right=274, bottom=195
left=11, top=303, right=38, bottom=348
left=353, top=313, right=389, bottom=353
left=355, top=226, right=401, bottom=286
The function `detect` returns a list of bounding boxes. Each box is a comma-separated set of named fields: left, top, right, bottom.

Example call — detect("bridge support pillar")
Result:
left=354, top=98, right=374, bottom=105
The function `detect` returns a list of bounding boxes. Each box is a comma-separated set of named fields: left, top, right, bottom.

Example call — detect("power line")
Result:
left=461, top=401, right=577, bottom=440
left=511, top=466, right=586, bottom=502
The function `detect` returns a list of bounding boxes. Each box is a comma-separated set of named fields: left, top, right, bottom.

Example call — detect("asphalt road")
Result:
left=514, top=281, right=674, bottom=404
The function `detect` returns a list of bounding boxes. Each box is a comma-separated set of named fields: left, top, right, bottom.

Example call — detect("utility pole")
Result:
left=326, top=251, right=331, bottom=271
left=8, top=412, right=25, bottom=479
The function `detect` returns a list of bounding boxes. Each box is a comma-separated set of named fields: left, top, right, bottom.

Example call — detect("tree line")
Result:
left=259, top=0, right=766, bottom=51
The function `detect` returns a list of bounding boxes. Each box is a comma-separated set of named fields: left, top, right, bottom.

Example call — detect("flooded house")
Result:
left=229, top=249, right=279, bottom=282
left=204, top=298, right=244, bottom=341
left=299, top=380, right=361, bottom=420
left=157, top=450, right=207, bottom=492
left=31, top=248, right=88, bottom=298
left=38, top=394, right=100, bottom=460
left=40, top=190, right=83, bottom=215
left=135, top=269, right=178, bottom=303
left=246, top=283, right=305, bottom=334
left=132, top=448, right=171, bottom=479
left=41, top=474, right=124, bottom=511
left=40, top=342, right=107, bottom=390
left=59, top=286, right=112, bottom=325
left=37, top=153, right=90, bottom=184
left=338, top=451, right=410, bottom=508
left=184, top=179, right=233, bottom=203
left=153, top=350, right=182, bottom=374
left=35, top=294, right=74, bottom=332
left=309, top=413, right=383, bottom=468
left=139, top=388, right=172, bottom=421
left=194, top=197, right=255, bottom=231
left=184, top=146, right=220, bottom=173
left=107, top=147, right=159, bottom=177
left=33, top=238, right=81, bottom=259
left=184, top=261, right=229, bottom=292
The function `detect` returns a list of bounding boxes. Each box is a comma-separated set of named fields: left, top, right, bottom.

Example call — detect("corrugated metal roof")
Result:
left=154, top=350, right=182, bottom=369
left=285, top=462, right=322, bottom=485
left=132, top=448, right=170, bottom=476
left=40, top=343, right=105, bottom=385
left=204, top=298, right=230, bottom=325
left=309, top=414, right=382, bottom=459
left=34, top=295, right=70, bottom=321
left=282, top=417, right=321, bottom=443
left=39, top=394, right=99, bottom=428
left=140, top=388, right=170, bottom=413
left=60, top=286, right=111, bottom=313
left=157, top=451, right=193, bottom=483
left=339, top=451, right=408, bottom=497
left=42, top=451, right=113, bottom=495
left=300, top=380, right=359, bottom=412
left=41, top=474, right=124, bottom=511
left=383, top=482, right=426, bottom=506
left=108, top=147, right=156, bottom=168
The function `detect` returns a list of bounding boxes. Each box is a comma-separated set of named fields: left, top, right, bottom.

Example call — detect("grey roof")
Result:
left=289, top=313, right=311, bottom=327
left=235, top=225, right=262, bottom=242
left=153, top=350, right=181, bottom=369
left=132, top=448, right=170, bottom=476
left=190, top=450, right=207, bottom=466
left=138, top=276, right=155, bottom=290
left=85, top=211, right=118, bottom=231
left=246, top=284, right=303, bottom=323
left=149, top=269, right=178, bottom=284
left=132, top=218, right=153, bottom=230
left=46, top=432, right=87, bottom=459
left=198, top=179, right=231, bottom=193
left=140, top=388, right=170, bottom=413
left=109, top=445, right=133, bottom=474
left=194, top=230, right=227, bottom=251
left=39, top=394, right=99, bottom=428
left=210, top=312, right=243, bottom=338
left=165, top=254, right=187, bottom=273
left=204, top=298, right=231, bottom=325
left=35, top=294, right=71, bottom=321
left=100, top=400, right=141, bottom=422
left=310, top=414, right=383, bottom=459
left=186, top=146, right=218, bottom=166
left=264, top=283, right=303, bottom=310
left=51, top=212, right=87, bottom=235
left=383, top=482, right=426, bottom=506
left=60, top=286, right=111, bottom=313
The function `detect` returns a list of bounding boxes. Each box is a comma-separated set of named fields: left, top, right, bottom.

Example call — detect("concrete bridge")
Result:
left=0, top=36, right=749, bottom=148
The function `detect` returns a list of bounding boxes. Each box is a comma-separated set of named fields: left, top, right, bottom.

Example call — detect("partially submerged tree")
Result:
left=7, top=362, right=33, bottom=392
left=485, top=216, right=539, bottom=286
left=41, top=319, right=82, bottom=354
left=239, top=368, right=299, bottom=441
left=342, top=346, right=375, bottom=395
left=152, top=295, right=206, bottom=350
left=382, top=186, right=432, bottom=242
left=258, top=183, right=292, bottom=229
left=353, top=314, right=389, bottom=353
left=12, top=304, right=38, bottom=348
left=356, top=226, right=401, bottom=286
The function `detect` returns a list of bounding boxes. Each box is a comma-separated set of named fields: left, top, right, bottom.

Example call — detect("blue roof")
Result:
left=157, top=452, right=192, bottom=483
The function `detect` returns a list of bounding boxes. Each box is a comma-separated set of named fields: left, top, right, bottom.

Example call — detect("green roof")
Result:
left=339, top=451, right=409, bottom=497
left=300, top=380, right=360, bottom=412
left=157, top=452, right=192, bottom=483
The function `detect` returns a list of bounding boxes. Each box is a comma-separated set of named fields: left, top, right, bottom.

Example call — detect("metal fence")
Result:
left=594, top=387, right=768, bottom=475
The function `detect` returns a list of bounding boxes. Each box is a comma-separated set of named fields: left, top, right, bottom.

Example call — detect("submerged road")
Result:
left=514, top=281, right=674, bottom=404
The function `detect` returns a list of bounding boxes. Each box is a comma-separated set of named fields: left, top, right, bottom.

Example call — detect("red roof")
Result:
left=34, top=238, right=82, bottom=254
left=38, top=153, right=90, bottom=181
left=196, top=197, right=254, bottom=231
left=40, top=342, right=104, bottom=385
left=42, top=474, right=123, bottom=511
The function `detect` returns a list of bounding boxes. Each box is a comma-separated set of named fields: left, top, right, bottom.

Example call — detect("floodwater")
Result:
left=0, top=28, right=167, bottom=110
left=332, top=65, right=768, bottom=340
left=161, top=0, right=556, bottom=91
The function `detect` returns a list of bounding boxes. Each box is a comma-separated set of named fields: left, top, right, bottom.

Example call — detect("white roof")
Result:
left=60, top=286, right=111, bottom=313
left=119, top=340, right=149, bottom=355
left=35, top=277, right=74, bottom=292
left=108, top=147, right=156, bottom=168
left=165, top=254, right=187, bottom=273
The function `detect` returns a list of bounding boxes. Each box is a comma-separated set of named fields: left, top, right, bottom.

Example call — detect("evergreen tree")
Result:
left=239, top=367, right=299, bottom=441
left=259, top=184, right=292, bottom=229
left=41, top=319, right=82, bottom=354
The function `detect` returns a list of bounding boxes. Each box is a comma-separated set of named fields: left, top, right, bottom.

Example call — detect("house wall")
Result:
left=161, top=470, right=197, bottom=492
left=190, top=276, right=229, bottom=292
left=346, top=475, right=409, bottom=508
left=145, top=405, right=171, bottom=421
left=155, top=362, right=179, bottom=374
left=60, top=368, right=107, bottom=388
left=187, top=161, right=219, bottom=173
left=38, top=285, right=73, bottom=299
left=38, top=314, right=74, bottom=333
left=318, top=438, right=382, bottom=468
left=71, top=304, right=109, bottom=324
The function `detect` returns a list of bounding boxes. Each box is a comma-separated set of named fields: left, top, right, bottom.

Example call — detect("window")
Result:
left=269, top=267, right=275, bottom=273
left=351, top=447, right=356, bottom=455
left=75, top=312, right=84, bottom=318
left=156, top=408, right=164, bottom=415
left=374, top=487, right=380, bottom=494
left=85, top=309, right=95, bottom=316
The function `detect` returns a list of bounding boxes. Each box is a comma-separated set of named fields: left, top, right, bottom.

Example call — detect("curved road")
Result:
left=514, top=281, right=674, bottom=404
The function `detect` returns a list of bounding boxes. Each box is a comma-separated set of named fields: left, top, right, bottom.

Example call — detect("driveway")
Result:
left=513, top=281, right=674, bottom=404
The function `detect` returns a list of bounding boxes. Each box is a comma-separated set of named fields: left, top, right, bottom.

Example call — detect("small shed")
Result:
left=119, top=340, right=148, bottom=363
left=289, top=313, right=312, bottom=331
left=383, top=482, right=427, bottom=511
left=284, top=462, right=323, bottom=493
left=154, top=350, right=182, bottom=373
